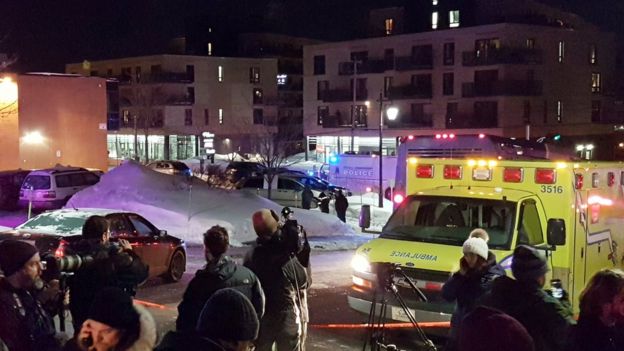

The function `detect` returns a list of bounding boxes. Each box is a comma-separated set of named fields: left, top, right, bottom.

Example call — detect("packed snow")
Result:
left=66, top=161, right=360, bottom=247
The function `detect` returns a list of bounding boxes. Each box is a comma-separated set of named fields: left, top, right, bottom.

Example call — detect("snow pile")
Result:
left=66, top=161, right=356, bottom=246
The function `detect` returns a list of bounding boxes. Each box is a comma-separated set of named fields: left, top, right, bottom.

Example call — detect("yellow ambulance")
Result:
left=349, top=139, right=624, bottom=324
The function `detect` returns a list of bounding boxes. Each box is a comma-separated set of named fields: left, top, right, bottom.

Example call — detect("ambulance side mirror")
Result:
left=547, top=219, right=566, bottom=246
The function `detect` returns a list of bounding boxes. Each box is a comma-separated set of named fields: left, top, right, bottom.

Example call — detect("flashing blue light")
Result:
left=329, top=155, right=339, bottom=164
left=307, top=170, right=314, bottom=176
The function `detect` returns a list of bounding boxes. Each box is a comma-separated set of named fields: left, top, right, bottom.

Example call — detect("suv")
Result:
left=0, top=170, right=30, bottom=210
left=19, top=167, right=100, bottom=210
left=146, top=160, right=192, bottom=177
left=240, top=176, right=319, bottom=208
left=226, top=162, right=266, bottom=182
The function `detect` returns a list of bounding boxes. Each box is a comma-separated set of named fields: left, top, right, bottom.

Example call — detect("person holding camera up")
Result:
left=245, top=208, right=310, bottom=351
left=68, top=215, right=149, bottom=333
left=0, top=240, right=62, bottom=351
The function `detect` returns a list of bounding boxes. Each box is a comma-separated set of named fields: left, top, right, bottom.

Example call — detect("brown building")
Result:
left=0, top=74, right=108, bottom=171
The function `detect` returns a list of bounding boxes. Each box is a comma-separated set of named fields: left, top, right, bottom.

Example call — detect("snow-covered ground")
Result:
left=66, top=161, right=367, bottom=248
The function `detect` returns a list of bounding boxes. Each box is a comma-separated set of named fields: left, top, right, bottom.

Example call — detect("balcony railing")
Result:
left=387, top=114, right=433, bottom=128
left=115, top=71, right=194, bottom=84
left=446, top=113, right=498, bottom=129
left=394, top=56, right=433, bottom=71
left=166, top=95, right=194, bottom=105
left=320, top=113, right=367, bottom=128
left=320, top=88, right=368, bottom=102
left=338, top=59, right=389, bottom=75
left=462, top=48, right=543, bottom=66
left=388, top=84, right=432, bottom=100
left=462, top=80, right=543, bottom=97
left=278, top=82, right=303, bottom=91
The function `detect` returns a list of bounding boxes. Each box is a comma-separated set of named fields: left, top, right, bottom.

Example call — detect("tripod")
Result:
left=362, top=264, right=437, bottom=351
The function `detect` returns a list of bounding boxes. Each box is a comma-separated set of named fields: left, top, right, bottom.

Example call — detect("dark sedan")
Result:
left=0, top=208, right=186, bottom=282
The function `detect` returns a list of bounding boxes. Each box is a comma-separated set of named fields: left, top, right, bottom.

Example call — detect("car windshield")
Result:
left=16, top=211, right=96, bottom=235
left=22, top=175, right=51, bottom=190
left=382, top=195, right=516, bottom=250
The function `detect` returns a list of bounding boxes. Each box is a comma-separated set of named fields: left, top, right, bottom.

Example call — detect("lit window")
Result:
left=526, top=38, right=535, bottom=49
left=432, top=12, right=438, bottom=30
left=249, top=67, right=260, bottom=84
left=277, top=74, right=287, bottom=85
left=218, top=66, right=223, bottom=82
left=590, top=44, right=597, bottom=64
left=432, top=0, right=438, bottom=5
left=208, top=42, right=212, bottom=56
left=385, top=18, right=394, bottom=35
left=592, top=73, right=601, bottom=93
left=558, top=41, right=565, bottom=63
left=219, top=109, right=223, bottom=124
left=449, top=11, right=460, bottom=28
left=557, top=100, right=563, bottom=123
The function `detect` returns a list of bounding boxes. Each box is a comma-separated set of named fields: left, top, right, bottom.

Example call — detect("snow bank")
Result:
left=67, top=161, right=356, bottom=246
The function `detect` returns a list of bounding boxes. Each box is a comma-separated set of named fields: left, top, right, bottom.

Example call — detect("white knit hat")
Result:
left=462, top=237, right=489, bottom=260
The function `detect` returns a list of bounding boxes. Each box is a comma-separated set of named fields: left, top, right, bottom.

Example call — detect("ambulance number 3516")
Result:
left=540, top=185, right=564, bottom=194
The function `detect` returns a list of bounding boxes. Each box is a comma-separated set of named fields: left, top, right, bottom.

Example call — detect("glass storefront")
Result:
left=310, top=135, right=397, bottom=163
left=107, top=134, right=197, bottom=164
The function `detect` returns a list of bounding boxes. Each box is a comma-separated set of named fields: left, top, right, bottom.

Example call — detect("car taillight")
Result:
left=42, top=191, right=56, bottom=199
left=55, top=239, right=69, bottom=258
left=393, top=193, right=404, bottom=204
left=535, top=169, right=556, bottom=184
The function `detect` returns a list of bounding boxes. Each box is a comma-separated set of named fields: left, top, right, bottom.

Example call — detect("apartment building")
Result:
left=66, top=54, right=278, bottom=162
left=303, top=20, right=617, bottom=159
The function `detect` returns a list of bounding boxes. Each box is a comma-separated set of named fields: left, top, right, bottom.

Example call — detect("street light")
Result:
left=378, top=91, right=398, bottom=208
left=23, top=131, right=45, bottom=144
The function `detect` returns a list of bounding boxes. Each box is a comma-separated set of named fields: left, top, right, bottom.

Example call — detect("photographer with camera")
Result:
left=244, top=208, right=310, bottom=351
left=67, top=215, right=149, bottom=333
left=0, top=240, right=62, bottom=351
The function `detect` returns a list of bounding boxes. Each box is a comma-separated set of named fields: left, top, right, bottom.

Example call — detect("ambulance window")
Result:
left=517, top=199, right=544, bottom=246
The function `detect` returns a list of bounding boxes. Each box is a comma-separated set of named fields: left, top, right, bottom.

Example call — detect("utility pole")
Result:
left=350, top=60, right=359, bottom=152
left=133, top=114, right=139, bottom=162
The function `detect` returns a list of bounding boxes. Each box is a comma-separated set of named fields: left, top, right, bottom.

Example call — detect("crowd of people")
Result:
left=1, top=210, right=623, bottom=351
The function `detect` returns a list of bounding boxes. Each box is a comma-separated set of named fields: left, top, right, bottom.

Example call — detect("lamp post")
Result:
left=378, top=91, right=398, bottom=208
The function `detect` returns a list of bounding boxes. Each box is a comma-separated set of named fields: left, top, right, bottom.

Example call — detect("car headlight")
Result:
left=351, top=254, right=371, bottom=273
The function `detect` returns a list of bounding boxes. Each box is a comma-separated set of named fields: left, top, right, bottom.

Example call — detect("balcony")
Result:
left=462, top=48, right=543, bottom=66
left=320, top=88, right=368, bottom=102
left=388, top=84, right=432, bottom=100
left=278, top=82, right=303, bottom=91
left=394, top=56, right=433, bottom=71
left=114, top=71, right=194, bottom=85
left=446, top=113, right=497, bottom=129
left=166, top=95, right=194, bottom=105
left=280, top=96, right=303, bottom=108
left=278, top=63, right=303, bottom=75
left=320, top=113, right=367, bottom=128
left=337, top=59, right=389, bottom=75
left=387, top=114, right=433, bottom=128
left=462, top=80, right=543, bottom=97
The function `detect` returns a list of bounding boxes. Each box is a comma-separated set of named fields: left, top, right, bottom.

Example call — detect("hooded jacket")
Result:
left=442, top=254, right=506, bottom=342
left=176, top=256, right=265, bottom=332
left=565, top=316, right=624, bottom=351
left=483, top=276, right=574, bottom=351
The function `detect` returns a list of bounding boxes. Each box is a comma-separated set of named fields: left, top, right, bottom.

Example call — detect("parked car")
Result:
left=19, top=167, right=100, bottom=210
left=146, top=160, right=192, bottom=177
left=226, top=162, right=266, bottom=181
left=278, top=171, right=352, bottom=196
left=0, top=208, right=186, bottom=282
left=239, top=176, right=319, bottom=208
left=0, top=170, right=30, bottom=210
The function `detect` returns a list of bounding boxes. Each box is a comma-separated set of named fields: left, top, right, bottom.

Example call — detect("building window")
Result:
left=590, top=45, right=597, bottom=64
left=313, top=55, right=326, bottom=75
left=185, top=109, right=193, bottom=126
left=384, top=48, right=395, bottom=69
left=556, top=100, right=563, bottom=123
left=186, top=87, right=195, bottom=104
left=446, top=102, right=458, bottom=128
left=352, top=105, right=368, bottom=126
left=385, top=18, right=394, bottom=35
left=218, top=66, right=223, bottom=82
left=443, top=43, right=455, bottom=65
left=383, top=76, right=393, bottom=98
left=523, top=100, right=531, bottom=124
left=526, top=38, right=535, bottom=49
left=208, top=42, right=213, bottom=56
left=543, top=100, right=548, bottom=124
left=443, top=72, right=454, bottom=96
left=317, top=80, right=329, bottom=100
left=250, top=67, right=260, bottom=84
left=591, top=100, right=602, bottom=122
left=432, top=0, right=438, bottom=5
left=558, top=41, right=565, bottom=63
left=186, top=65, right=194, bottom=81
left=253, top=108, right=264, bottom=124
left=153, top=110, right=164, bottom=128
left=431, top=12, right=439, bottom=29
left=204, top=109, right=209, bottom=125
left=107, top=68, right=113, bottom=77
left=253, top=88, right=263, bottom=104
left=219, top=109, right=223, bottom=124
left=592, top=73, right=601, bottom=93
left=317, top=106, right=328, bottom=125
left=449, top=10, right=460, bottom=28
left=277, top=74, right=287, bottom=85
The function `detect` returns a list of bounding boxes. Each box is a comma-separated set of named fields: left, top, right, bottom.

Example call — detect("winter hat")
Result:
left=82, top=215, right=109, bottom=239
left=87, top=287, right=141, bottom=336
left=459, top=306, right=535, bottom=351
left=0, top=240, right=39, bottom=277
left=196, top=288, right=259, bottom=342
left=252, top=209, right=279, bottom=237
left=511, top=245, right=549, bottom=282
left=462, top=237, right=489, bottom=261
left=469, top=228, right=490, bottom=243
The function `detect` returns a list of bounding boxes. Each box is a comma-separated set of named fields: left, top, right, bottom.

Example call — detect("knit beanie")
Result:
left=462, top=237, right=489, bottom=261
left=82, top=215, right=109, bottom=239
left=511, top=245, right=549, bottom=282
left=87, top=287, right=141, bottom=335
left=0, top=240, right=39, bottom=277
left=196, top=288, right=259, bottom=342
left=459, top=306, right=535, bottom=351
left=252, top=209, right=279, bottom=237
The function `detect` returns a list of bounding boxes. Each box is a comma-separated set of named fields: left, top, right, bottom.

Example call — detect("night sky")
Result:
left=0, top=0, right=620, bottom=73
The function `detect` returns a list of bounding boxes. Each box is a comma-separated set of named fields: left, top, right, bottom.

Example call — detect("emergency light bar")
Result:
left=416, top=165, right=434, bottom=178
left=503, top=168, right=523, bottom=183
left=535, top=169, right=556, bottom=184
left=443, top=165, right=462, bottom=179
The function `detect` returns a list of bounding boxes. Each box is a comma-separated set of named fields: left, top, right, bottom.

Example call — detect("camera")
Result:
left=280, top=219, right=304, bottom=255
left=41, top=252, right=95, bottom=282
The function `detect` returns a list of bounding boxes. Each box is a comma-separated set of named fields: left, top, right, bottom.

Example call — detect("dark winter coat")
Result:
left=243, top=236, right=309, bottom=319
left=0, top=279, right=61, bottom=351
left=442, top=256, right=506, bottom=343
left=176, top=256, right=265, bottom=332
left=68, top=241, right=149, bottom=330
left=483, top=276, right=575, bottom=351
left=565, top=316, right=624, bottom=351
left=318, top=192, right=330, bottom=213
left=335, top=193, right=348, bottom=214
left=154, top=331, right=225, bottom=351
left=301, top=187, right=314, bottom=210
